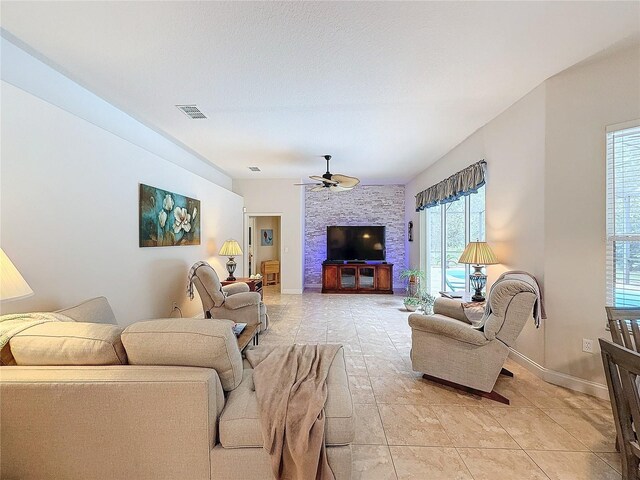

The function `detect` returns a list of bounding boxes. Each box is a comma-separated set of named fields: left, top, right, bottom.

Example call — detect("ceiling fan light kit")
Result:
left=297, top=155, right=360, bottom=192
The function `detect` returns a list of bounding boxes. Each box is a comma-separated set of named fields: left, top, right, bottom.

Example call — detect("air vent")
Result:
left=248, top=166, right=261, bottom=172
left=176, top=105, right=207, bottom=119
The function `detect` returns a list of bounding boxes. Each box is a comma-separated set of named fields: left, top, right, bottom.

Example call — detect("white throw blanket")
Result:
left=0, top=312, right=74, bottom=349
left=475, top=271, right=546, bottom=330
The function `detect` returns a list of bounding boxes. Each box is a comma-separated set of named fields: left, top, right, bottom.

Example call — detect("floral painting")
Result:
left=139, top=184, right=200, bottom=247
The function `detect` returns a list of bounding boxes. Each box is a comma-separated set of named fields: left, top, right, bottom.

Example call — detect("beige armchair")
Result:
left=190, top=263, right=268, bottom=332
left=409, top=279, right=537, bottom=404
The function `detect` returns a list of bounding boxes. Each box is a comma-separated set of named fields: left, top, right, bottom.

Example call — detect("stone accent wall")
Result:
left=304, top=185, right=406, bottom=288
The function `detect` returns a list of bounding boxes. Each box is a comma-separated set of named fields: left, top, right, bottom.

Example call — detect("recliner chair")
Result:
left=409, top=279, right=537, bottom=404
left=190, top=263, right=268, bottom=332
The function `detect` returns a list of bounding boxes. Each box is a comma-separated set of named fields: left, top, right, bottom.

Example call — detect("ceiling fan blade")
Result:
left=311, top=185, right=326, bottom=192
left=329, top=185, right=352, bottom=192
left=293, top=183, right=321, bottom=186
left=330, top=174, right=360, bottom=188
left=309, top=175, right=337, bottom=185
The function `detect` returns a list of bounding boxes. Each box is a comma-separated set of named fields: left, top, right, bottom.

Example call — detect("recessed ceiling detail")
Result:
left=248, top=166, right=261, bottom=172
left=176, top=105, right=207, bottom=119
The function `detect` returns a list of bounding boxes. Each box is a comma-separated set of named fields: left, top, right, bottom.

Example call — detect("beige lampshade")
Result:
left=1, top=248, right=34, bottom=301
left=458, top=241, right=498, bottom=265
left=218, top=239, right=243, bottom=257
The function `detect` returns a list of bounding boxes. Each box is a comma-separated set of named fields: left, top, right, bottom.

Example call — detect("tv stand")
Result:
left=322, top=263, right=393, bottom=294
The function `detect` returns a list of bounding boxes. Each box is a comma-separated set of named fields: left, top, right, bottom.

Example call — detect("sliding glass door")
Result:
left=421, top=185, right=486, bottom=295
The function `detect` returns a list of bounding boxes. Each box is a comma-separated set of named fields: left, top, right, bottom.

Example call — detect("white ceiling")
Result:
left=2, top=1, right=639, bottom=183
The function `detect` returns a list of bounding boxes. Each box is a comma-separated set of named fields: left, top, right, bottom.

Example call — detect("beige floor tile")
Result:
left=354, top=403, right=387, bottom=445
left=489, top=408, right=588, bottom=451
left=514, top=375, right=611, bottom=410
left=262, top=292, right=614, bottom=478
left=543, top=408, right=617, bottom=452
left=527, top=450, right=621, bottom=480
left=349, top=375, right=376, bottom=404
left=416, top=378, right=484, bottom=406
left=480, top=375, right=537, bottom=408
left=432, top=406, right=519, bottom=448
left=352, top=445, right=397, bottom=480
left=389, top=446, right=473, bottom=480
left=370, top=376, right=432, bottom=404
left=378, top=404, right=452, bottom=447
left=595, top=452, right=622, bottom=475
left=345, top=355, right=369, bottom=376
left=364, top=355, right=414, bottom=376
left=457, top=448, right=548, bottom=480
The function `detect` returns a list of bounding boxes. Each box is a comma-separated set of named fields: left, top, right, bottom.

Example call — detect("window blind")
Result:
left=606, top=122, right=640, bottom=307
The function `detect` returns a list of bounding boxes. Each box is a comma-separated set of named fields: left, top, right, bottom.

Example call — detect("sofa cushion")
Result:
left=10, top=322, right=127, bottom=365
left=121, top=318, right=243, bottom=391
left=219, top=348, right=354, bottom=448
left=56, top=296, right=117, bottom=325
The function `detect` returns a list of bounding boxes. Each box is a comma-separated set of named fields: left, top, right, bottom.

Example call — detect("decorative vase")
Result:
left=404, top=301, right=418, bottom=312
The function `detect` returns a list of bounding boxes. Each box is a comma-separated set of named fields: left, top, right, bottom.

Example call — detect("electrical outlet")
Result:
left=582, top=338, right=594, bottom=353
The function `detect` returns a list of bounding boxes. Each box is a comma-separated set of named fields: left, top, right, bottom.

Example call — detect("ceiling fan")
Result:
left=296, top=155, right=360, bottom=192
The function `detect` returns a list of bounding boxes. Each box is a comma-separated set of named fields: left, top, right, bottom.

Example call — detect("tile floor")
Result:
left=260, top=287, right=619, bottom=480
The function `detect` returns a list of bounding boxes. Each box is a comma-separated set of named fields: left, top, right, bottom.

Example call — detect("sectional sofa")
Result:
left=0, top=297, right=354, bottom=480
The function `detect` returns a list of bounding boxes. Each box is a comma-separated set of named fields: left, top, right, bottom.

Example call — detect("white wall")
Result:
left=544, top=46, right=640, bottom=385
left=1, top=39, right=243, bottom=324
left=405, top=44, right=640, bottom=391
left=405, top=84, right=547, bottom=365
left=233, top=179, right=305, bottom=294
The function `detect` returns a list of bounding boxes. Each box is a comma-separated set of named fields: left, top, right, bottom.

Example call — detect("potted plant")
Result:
left=400, top=268, right=425, bottom=297
left=403, top=296, right=421, bottom=312
left=419, top=290, right=436, bottom=315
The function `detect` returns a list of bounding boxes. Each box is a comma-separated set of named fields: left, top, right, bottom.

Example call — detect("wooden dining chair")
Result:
left=600, top=338, right=640, bottom=480
left=606, top=307, right=640, bottom=352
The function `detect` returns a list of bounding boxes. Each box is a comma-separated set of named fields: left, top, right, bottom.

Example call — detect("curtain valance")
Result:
left=415, top=160, right=486, bottom=212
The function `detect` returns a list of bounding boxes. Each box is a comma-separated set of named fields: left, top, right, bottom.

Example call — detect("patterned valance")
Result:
left=415, top=160, right=486, bottom=212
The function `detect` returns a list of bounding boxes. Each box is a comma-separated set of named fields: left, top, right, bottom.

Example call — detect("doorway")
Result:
left=245, top=214, right=282, bottom=297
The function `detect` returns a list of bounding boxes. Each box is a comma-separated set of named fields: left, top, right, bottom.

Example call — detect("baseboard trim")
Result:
left=281, top=289, right=303, bottom=295
left=508, top=349, right=609, bottom=400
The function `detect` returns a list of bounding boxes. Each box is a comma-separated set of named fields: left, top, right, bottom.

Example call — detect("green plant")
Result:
left=400, top=269, right=426, bottom=280
left=403, top=296, right=421, bottom=306
left=419, top=290, right=436, bottom=314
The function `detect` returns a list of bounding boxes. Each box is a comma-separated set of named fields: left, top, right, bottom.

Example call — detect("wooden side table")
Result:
left=221, top=277, right=263, bottom=299
left=261, top=260, right=280, bottom=286
left=236, top=324, right=259, bottom=352
left=440, top=291, right=483, bottom=303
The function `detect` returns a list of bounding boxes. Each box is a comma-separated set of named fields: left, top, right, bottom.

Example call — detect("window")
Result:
left=421, top=185, right=486, bottom=294
left=607, top=122, right=640, bottom=307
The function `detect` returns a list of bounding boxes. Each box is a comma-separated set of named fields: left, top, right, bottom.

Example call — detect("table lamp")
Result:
left=1, top=248, right=34, bottom=302
left=458, top=241, right=498, bottom=302
left=219, top=239, right=243, bottom=281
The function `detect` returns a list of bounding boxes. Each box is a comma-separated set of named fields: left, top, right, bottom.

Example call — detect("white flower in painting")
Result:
left=173, top=207, right=191, bottom=233
left=158, top=210, right=167, bottom=228
left=163, top=194, right=174, bottom=212
left=192, top=207, right=197, bottom=221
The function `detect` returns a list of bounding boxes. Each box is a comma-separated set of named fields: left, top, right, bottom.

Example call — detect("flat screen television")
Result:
left=326, top=226, right=386, bottom=261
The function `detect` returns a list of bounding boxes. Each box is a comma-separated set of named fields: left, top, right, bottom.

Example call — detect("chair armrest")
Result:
left=224, top=291, right=261, bottom=310
left=222, top=283, right=250, bottom=296
left=433, top=298, right=471, bottom=324
left=409, top=313, right=489, bottom=346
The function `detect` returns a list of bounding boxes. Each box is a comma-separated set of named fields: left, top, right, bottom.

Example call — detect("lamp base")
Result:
left=469, top=264, right=487, bottom=302
left=471, top=292, right=486, bottom=302
left=226, top=257, right=237, bottom=282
